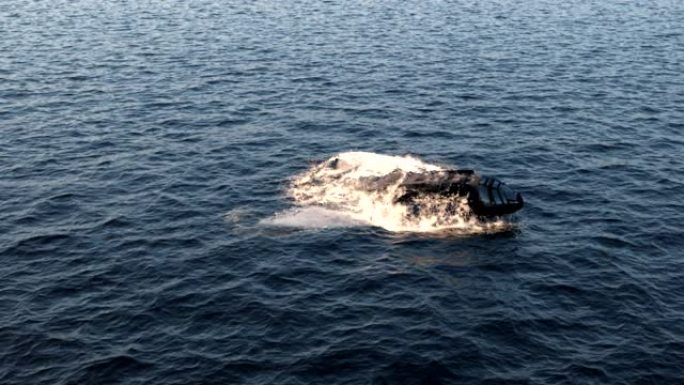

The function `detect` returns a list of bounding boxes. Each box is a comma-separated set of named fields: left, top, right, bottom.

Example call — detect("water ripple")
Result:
left=2, top=0, right=684, bottom=384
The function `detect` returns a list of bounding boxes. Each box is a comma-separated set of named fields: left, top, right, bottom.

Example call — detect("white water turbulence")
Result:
left=268, top=152, right=513, bottom=234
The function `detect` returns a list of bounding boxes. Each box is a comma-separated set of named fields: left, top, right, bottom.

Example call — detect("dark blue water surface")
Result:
left=2, top=0, right=684, bottom=384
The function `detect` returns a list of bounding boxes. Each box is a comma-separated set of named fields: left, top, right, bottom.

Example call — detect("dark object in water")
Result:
left=395, top=169, right=524, bottom=217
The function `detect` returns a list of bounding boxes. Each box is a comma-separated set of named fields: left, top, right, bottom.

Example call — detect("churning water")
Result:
left=2, top=1, right=684, bottom=384
left=269, top=151, right=511, bottom=233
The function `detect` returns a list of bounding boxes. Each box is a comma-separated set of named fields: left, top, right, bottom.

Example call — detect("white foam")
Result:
left=259, top=206, right=367, bottom=229
left=267, top=152, right=512, bottom=234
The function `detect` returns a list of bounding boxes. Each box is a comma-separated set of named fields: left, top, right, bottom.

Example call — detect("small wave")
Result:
left=266, top=152, right=514, bottom=234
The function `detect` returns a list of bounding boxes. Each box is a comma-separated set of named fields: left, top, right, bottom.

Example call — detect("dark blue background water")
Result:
left=2, top=1, right=683, bottom=384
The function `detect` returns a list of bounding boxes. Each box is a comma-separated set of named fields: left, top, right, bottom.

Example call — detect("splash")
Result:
left=272, top=152, right=512, bottom=234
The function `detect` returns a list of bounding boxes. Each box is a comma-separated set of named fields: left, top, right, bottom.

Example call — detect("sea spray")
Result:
left=269, top=152, right=512, bottom=233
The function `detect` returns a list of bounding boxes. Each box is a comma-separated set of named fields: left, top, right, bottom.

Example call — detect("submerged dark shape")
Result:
left=324, top=156, right=524, bottom=218
left=352, top=164, right=523, bottom=217
left=396, top=169, right=524, bottom=217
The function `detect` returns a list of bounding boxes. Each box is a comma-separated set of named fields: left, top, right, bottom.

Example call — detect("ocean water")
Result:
left=2, top=0, right=683, bottom=384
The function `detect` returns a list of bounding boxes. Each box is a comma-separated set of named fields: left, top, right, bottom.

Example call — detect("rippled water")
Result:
left=2, top=0, right=684, bottom=384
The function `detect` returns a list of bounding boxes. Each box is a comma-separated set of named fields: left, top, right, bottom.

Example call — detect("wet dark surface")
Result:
left=2, top=1, right=683, bottom=384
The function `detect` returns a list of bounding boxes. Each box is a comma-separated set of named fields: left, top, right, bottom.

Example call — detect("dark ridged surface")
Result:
left=2, top=0, right=683, bottom=384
